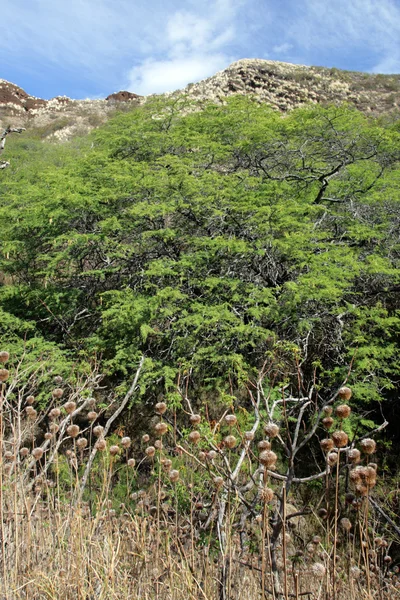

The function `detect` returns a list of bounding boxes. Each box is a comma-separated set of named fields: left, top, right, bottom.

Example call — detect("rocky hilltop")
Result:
left=1, top=59, right=399, bottom=140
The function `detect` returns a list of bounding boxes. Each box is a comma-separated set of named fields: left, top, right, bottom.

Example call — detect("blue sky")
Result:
left=2, top=0, right=400, bottom=99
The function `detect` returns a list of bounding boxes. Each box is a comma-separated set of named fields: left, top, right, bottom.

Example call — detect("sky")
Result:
left=2, top=0, right=400, bottom=100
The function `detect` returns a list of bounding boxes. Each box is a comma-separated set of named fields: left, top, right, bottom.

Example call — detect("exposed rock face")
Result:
left=180, top=59, right=400, bottom=115
left=106, top=91, right=140, bottom=102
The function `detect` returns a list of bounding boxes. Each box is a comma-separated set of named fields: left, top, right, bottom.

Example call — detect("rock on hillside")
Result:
left=180, top=59, right=400, bottom=115
left=0, top=79, right=142, bottom=140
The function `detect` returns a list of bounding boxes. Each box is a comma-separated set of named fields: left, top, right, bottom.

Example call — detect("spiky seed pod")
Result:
left=87, top=411, right=98, bottom=422
left=348, top=448, right=361, bottom=464
left=162, top=459, right=172, bottom=471
left=145, top=446, right=156, bottom=458
left=214, top=476, right=224, bottom=488
left=189, top=414, right=201, bottom=425
left=49, top=408, right=61, bottom=419
left=322, top=417, right=334, bottom=429
left=169, top=469, right=179, bottom=483
left=93, top=425, right=104, bottom=438
left=188, top=430, right=201, bottom=444
left=317, top=508, right=328, bottom=519
left=64, top=401, right=76, bottom=414
left=25, top=406, right=36, bottom=417
left=350, top=466, right=364, bottom=483
left=44, top=432, right=53, bottom=440
left=0, top=369, right=9, bottom=382
left=332, top=430, right=349, bottom=448
left=121, top=437, right=131, bottom=449
left=340, top=518, right=352, bottom=532
left=320, top=439, right=334, bottom=453
left=127, top=458, right=136, bottom=467
left=20, top=447, right=29, bottom=457
left=49, top=422, right=59, bottom=433
left=208, top=450, right=217, bottom=460
left=142, top=434, right=150, bottom=443
left=338, top=387, right=352, bottom=400
left=32, top=448, right=44, bottom=460
left=327, top=452, right=338, bottom=466
left=224, top=435, right=237, bottom=449
left=4, top=451, right=13, bottom=461
left=259, top=487, right=274, bottom=502
left=155, top=402, right=167, bottom=415
left=76, top=438, right=88, bottom=450
left=27, top=408, right=37, bottom=420
left=336, top=404, right=351, bottom=419
left=198, top=451, right=206, bottom=461
left=0, top=351, right=10, bottom=363
left=154, top=439, right=163, bottom=450
left=109, top=445, right=120, bottom=456
left=225, top=414, right=237, bottom=427
left=52, top=388, right=64, bottom=399
left=311, top=563, right=326, bottom=578
left=95, top=439, right=106, bottom=451
left=323, top=405, right=333, bottom=416
left=264, top=423, right=280, bottom=438
left=312, top=536, right=321, bottom=545
left=259, top=449, right=277, bottom=468
left=374, top=537, right=384, bottom=548
left=26, top=395, right=35, bottom=405
left=384, top=556, right=392, bottom=565
left=258, top=440, right=271, bottom=450
left=244, top=431, right=254, bottom=441
left=364, top=466, right=377, bottom=487
left=67, top=424, right=80, bottom=438
left=154, top=422, right=168, bottom=436
left=360, top=438, right=376, bottom=455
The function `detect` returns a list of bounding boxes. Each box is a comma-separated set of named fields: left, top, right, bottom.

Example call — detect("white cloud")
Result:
left=272, top=43, right=293, bottom=55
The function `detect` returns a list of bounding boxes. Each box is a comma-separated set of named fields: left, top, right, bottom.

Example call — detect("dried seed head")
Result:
left=121, top=437, right=131, bottom=449
left=54, top=375, right=63, bottom=384
left=49, top=422, right=59, bottom=433
left=76, top=438, right=88, bottom=450
left=332, top=430, right=349, bottom=448
left=0, top=368, right=9, bottom=382
left=311, top=563, right=326, bottom=578
left=322, top=417, right=334, bottom=429
left=154, top=422, right=168, bottom=436
left=364, top=466, right=377, bottom=487
left=360, top=438, right=376, bottom=455
left=49, top=408, right=61, bottom=419
left=348, top=449, right=361, bottom=464
left=340, top=518, right=352, bottom=532
left=145, top=446, right=156, bottom=458
left=224, top=435, right=237, bottom=449
left=208, top=450, right=217, bottom=460
left=188, top=430, right=201, bottom=444
left=368, top=462, right=378, bottom=471
left=93, top=425, right=104, bottom=438
left=225, top=414, right=237, bottom=427
left=327, top=452, right=338, bottom=466
left=109, top=445, right=120, bottom=456
left=258, top=440, right=271, bottom=450
left=350, top=566, right=362, bottom=579
left=317, top=508, right=328, bottom=519
left=26, top=395, right=35, bottom=405
left=338, top=386, right=352, bottom=401
left=0, top=351, right=10, bottom=363
left=384, top=556, right=392, bottom=565
left=44, top=432, right=53, bottom=440
left=244, top=431, right=254, bottom=441
left=320, top=438, right=334, bottom=453
left=26, top=408, right=37, bottom=420
left=52, top=388, right=64, bottom=399
left=20, top=447, right=29, bottom=457
left=213, top=476, right=224, bottom=488
left=323, top=406, right=333, bottom=416
left=312, top=536, right=321, bottom=545
left=32, top=447, right=44, bottom=460
left=169, top=469, right=179, bottom=483
left=264, top=423, right=280, bottom=438
left=142, top=434, right=150, bottom=443
left=355, top=483, right=369, bottom=496
left=189, top=414, right=201, bottom=425
left=335, top=404, right=351, bottom=419
left=4, top=451, right=14, bottom=461
left=67, top=424, right=80, bottom=438
left=350, top=466, right=364, bottom=484
left=259, top=487, right=274, bottom=502
left=198, top=451, right=206, bottom=461
left=64, top=401, right=76, bottom=414
left=95, top=439, right=106, bottom=451
left=162, top=458, right=172, bottom=471
left=154, top=439, right=163, bottom=450
left=345, top=492, right=355, bottom=504
left=87, top=411, right=98, bottom=422
left=374, top=537, right=384, bottom=548
left=259, top=449, right=277, bottom=468
left=127, top=458, right=136, bottom=467
left=155, top=402, right=167, bottom=415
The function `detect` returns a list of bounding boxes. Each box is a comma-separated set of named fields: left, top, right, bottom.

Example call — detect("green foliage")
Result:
left=1, top=95, right=400, bottom=413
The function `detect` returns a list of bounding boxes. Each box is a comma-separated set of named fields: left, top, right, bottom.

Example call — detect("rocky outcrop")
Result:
left=106, top=91, right=141, bottom=103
